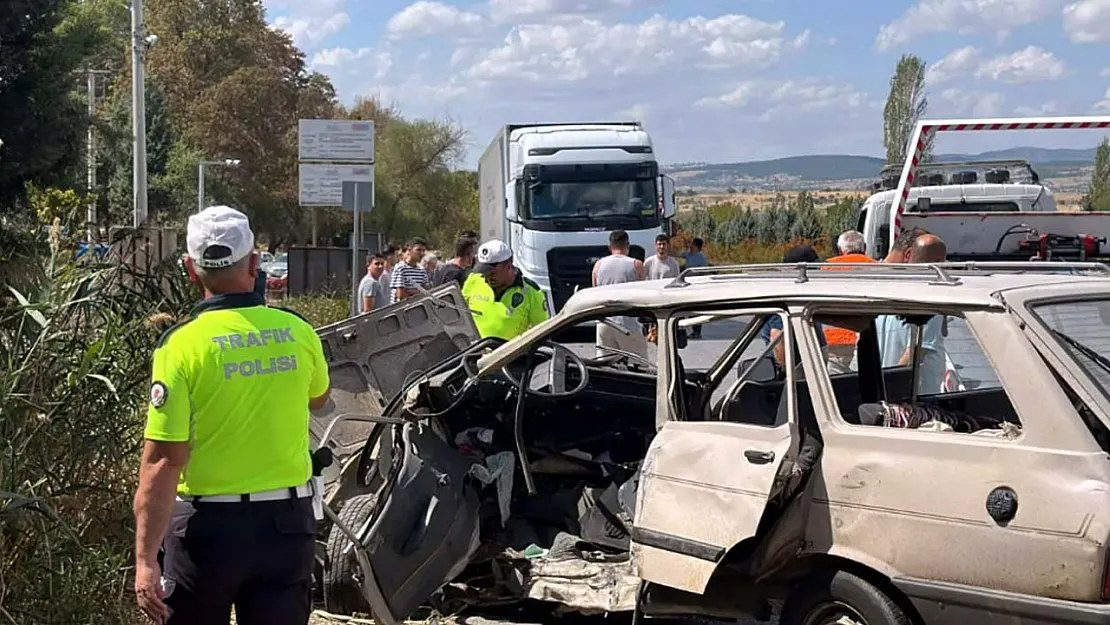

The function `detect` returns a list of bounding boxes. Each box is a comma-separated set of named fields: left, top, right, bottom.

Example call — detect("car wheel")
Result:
left=780, top=570, right=913, bottom=625
left=323, top=493, right=380, bottom=615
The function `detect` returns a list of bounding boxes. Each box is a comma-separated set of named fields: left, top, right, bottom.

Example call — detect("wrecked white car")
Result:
left=314, top=264, right=1110, bottom=625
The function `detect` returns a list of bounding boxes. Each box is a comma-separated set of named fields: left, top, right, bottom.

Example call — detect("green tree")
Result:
left=1083, top=137, right=1110, bottom=212
left=883, top=54, right=931, bottom=165
left=0, top=0, right=114, bottom=210
left=678, top=209, right=716, bottom=241
left=822, top=196, right=862, bottom=237
left=714, top=216, right=746, bottom=246
left=790, top=191, right=823, bottom=241
left=340, top=97, right=470, bottom=246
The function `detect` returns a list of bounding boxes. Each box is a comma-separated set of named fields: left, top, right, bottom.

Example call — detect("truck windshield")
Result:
left=528, top=179, right=658, bottom=223
left=1031, top=299, right=1110, bottom=400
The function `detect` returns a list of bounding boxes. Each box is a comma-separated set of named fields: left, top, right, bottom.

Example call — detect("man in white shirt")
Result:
left=643, top=234, right=681, bottom=280
left=357, top=253, right=389, bottom=313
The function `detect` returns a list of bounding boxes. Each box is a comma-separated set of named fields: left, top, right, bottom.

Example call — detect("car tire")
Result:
left=323, top=493, right=380, bottom=616
left=780, top=569, right=913, bottom=625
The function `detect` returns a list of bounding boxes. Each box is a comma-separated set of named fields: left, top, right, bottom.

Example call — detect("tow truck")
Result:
left=858, top=115, right=1110, bottom=263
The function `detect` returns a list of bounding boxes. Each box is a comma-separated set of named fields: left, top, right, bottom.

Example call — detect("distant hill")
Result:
left=664, top=147, right=1098, bottom=189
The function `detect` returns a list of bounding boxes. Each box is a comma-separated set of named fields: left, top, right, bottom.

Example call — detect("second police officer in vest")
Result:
left=133, top=205, right=330, bottom=625
left=461, top=240, right=549, bottom=340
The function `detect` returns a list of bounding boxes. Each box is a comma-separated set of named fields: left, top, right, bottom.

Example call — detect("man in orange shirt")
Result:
left=823, top=230, right=876, bottom=373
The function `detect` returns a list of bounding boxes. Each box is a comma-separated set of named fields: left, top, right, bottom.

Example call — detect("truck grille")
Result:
left=547, top=245, right=645, bottom=312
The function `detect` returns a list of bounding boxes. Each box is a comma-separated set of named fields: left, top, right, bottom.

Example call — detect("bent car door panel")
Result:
left=633, top=310, right=810, bottom=595
left=632, top=422, right=797, bottom=594
left=312, top=284, right=480, bottom=491
left=361, top=421, right=481, bottom=625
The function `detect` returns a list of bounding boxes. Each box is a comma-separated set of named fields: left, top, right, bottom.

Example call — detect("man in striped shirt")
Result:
left=389, top=237, right=430, bottom=304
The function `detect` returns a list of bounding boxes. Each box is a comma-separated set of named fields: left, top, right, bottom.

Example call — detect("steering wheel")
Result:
left=592, top=344, right=656, bottom=372
left=500, top=340, right=590, bottom=398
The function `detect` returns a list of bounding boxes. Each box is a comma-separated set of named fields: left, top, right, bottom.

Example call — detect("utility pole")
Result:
left=131, top=0, right=148, bottom=228
left=85, top=69, right=110, bottom=243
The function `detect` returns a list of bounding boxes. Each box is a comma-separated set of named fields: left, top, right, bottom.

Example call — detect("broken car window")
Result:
left=812, top=311, right=1021, bottom=438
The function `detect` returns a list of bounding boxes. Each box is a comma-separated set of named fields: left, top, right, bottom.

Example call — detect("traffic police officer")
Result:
left=462, top=240, right=549, bottom=339
left=133, top=205, right=330, bottom=625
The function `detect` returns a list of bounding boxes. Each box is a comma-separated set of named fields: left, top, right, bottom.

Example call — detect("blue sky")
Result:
left=264, top=0, right=1110, bottom=167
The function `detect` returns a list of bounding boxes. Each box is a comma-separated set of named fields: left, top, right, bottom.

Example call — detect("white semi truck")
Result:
left=478, top=122, right=676, bottom=314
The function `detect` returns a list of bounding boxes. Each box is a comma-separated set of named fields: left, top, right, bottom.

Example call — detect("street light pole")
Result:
left=131, top=0, right=148, bottom=228
left=197, top=159, right=242, bottom=212
left=198, top=161, right=206, bottom=213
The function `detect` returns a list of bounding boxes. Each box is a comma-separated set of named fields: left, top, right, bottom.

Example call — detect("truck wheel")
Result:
left=323, top=493, right=379, bottom=615
left=780, top=570, right=912, bottom=625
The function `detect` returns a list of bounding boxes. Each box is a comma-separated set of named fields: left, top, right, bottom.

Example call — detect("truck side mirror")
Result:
left=660, top=175, right=676, bottom=219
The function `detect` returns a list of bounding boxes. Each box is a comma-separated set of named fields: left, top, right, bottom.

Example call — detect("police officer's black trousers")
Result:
left=161, top=497, right=316, bottom=625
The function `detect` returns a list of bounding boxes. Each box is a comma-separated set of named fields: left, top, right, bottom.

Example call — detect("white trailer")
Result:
left=478, top=122, right=676, bottom=315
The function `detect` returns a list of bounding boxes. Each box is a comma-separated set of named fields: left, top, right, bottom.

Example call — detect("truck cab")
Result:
left=480, top=122, right=676, bottom=315
left=858, top=160, right=1059, bottom=259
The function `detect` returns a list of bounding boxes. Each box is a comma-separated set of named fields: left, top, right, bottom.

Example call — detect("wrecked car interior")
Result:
left=316, top=288, right=1030, bottom=621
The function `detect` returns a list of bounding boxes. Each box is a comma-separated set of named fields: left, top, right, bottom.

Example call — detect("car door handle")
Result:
left=744, top=449, right=775, bottom=464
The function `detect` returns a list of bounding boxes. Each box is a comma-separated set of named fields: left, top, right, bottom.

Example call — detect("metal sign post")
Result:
left=297, top=119, right=374, bottom=306
left=342, top=180, right=374, bottom=316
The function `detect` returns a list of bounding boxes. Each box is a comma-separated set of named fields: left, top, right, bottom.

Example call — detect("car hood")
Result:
left=310, top=284, right=481, bottom=487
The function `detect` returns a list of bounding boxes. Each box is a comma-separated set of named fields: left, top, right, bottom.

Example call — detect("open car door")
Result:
left=632, top=310, right=813, bottom=598
left=311, top=283, right=480, bottom=497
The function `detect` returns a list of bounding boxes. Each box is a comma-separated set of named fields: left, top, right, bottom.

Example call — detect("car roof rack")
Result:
left=665, top=261, right=1110, bottom=288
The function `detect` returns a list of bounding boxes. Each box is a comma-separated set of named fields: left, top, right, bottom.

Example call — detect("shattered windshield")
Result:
left=1032, top=299, right=1110, bottom=399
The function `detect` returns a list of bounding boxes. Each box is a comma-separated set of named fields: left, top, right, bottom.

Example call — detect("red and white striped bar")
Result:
left=891, top=116, right=1110, bottom=235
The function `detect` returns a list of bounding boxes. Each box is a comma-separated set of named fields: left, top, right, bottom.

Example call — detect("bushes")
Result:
left=676, top=192, right=862, bottom=262
left=0, top=220, right=196, bottom=624
left=281, top=295, right=351, bottom=328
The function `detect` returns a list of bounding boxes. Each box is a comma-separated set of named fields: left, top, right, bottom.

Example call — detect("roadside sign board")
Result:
left=298, top=164, right=373, bottom=206
left=341, top=180, right=374, bottom=213
left=298, top=119, right=374, bottom=162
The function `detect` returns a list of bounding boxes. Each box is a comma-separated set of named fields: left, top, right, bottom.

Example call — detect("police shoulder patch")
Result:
left=511, top=292, right=525, bottom=308
left=149, top=381, right=168, bottom=408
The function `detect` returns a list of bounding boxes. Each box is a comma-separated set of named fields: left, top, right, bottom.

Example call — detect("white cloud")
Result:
left=1013, top=101, right=1060, bottom=115
left=273, top=12, right=350, bottom=49
left=925, top=46, right=1066, bottom=84
left=386, top=1, right=487, bottom=39
left=465, top=13, right=805, bottom=83
left=1101, top=67, right=1110, bottom=77
left=367, top=77, right=469, bottom=107
left=974, top=46, right=1067, bottom=83
left=614, top=103, right=650, bottom=123
left=937, top=88, right=1007, bottom=117
left=1096, top=87, right=1110, bottom=110
left=925, top=46, right=981, bottom=84
left=1063, top=0, right=1110, bottom=42
left=875, top=0, right=1062, bottom=50
left=488, top=0, right=661, bottom=24
left=695, top=79, right=874, bottom=117
left=311, top=48, right=392, bottom=79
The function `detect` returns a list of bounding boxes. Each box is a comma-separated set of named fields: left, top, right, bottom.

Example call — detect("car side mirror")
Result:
left=739, top=356, right=777, bottom=383
left=916, top=197, right=931, bottom=212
